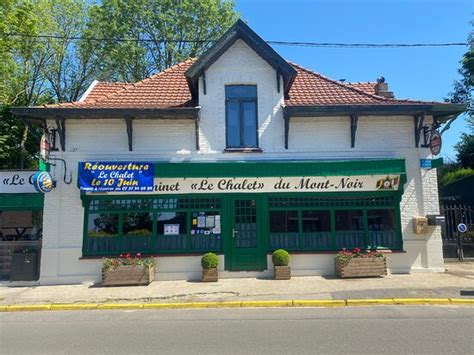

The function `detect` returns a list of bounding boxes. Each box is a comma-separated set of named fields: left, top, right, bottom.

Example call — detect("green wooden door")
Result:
left=229, top=196, right=266, bottom=271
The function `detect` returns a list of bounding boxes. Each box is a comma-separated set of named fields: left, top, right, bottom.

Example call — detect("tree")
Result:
left=447, top=22, right=473, bottom=131
left=0, top=0, right=56, bottom=169
left=455, top=133, right=474, bottom=168
left=44, top=0, right=105, bottom=102
left=1, top=0, right=239, bottom=169
left=88, top=0, right=239, bottom=82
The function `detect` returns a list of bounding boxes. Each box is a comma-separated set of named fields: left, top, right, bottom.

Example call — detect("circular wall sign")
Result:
left=429, top=130, right=442, bottom=156
left=32, top=171, right=54, bottom=193
left=457, top=223, right=467, bottom=233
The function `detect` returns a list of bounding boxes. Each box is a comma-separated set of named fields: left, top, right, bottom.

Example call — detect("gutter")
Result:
left=10, top=107, right=201, bottom=122
left=283, top=103, right=467, bottom=121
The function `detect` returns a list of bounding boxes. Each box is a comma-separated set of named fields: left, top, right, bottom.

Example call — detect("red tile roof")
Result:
left=82, top=82, right=129, bottom=102
left=43, top=58, right=446, bottom=110
left=345, top=82, right=377, bottom=95
left=46, top=59, right=196, bottom=109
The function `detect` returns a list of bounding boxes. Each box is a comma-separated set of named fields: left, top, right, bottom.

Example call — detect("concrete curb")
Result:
left=1, top=298, right=473, bottom=312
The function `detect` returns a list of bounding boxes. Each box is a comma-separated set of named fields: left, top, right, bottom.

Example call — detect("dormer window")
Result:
left=225, top=85, right=258, bottom=149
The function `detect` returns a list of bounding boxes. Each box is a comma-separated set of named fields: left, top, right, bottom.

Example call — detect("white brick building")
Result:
left=13, top=20, right=465, bottom=284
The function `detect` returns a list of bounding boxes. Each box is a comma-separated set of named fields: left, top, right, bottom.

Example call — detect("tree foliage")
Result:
left=0, top=0, right=238, bottom=169
left=440, top=167, right=474, bottom=186
left=438, top=22, right=474, bottom=186
left=455, top=133, right=474, bottom=168
left=447, top=22, right=473, bottom=130
left=88, top=0, right=238, bottom=82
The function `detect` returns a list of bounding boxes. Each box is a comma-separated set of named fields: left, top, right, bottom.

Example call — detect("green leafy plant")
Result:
left=89, top=231, right=117, bottom=237
left=334, top=248, right=385, bottom=264
left=103, top=252, right=155, bottom=271
left=441, top=167, right=474, bottom=186
left=272, top=249, right=290, bottom=266
left=124, top=229, right=153, bottom=236
left=201, top=252, right=219, bottom=269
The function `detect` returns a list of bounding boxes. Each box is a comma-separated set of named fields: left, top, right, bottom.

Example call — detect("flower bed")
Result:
left=102, top=253, right=155, bottom=286
left=334, top=248, right=387, bottom=278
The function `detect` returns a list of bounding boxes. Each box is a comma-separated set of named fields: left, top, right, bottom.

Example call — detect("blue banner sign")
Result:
left=78, top=162, right=154, bottom=192
left=420, top=159, right=432, bottom=169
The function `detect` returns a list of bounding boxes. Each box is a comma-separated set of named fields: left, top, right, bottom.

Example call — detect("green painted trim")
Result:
left=0, top=193, right=44, bottom=210
left=431, top=157, right=444, bottom=169
left=153, top=158, right=406, bottom=178
left=363, top=209, right=369, bottom=247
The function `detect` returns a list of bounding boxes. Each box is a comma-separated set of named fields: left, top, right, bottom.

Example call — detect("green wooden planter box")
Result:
left=102, top=265, right=155, bottom=286
left=335, top=257, right=387, bottom=278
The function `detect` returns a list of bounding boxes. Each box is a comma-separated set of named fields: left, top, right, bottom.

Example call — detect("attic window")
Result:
left=225, top=85, right=258, bottom=149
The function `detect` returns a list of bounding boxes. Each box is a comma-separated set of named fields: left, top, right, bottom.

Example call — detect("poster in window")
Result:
left=213, top=215, right=221, bottom=234
left=205, top=215, right=215, bottom=228
left=197, top=216, right=206, bottom=228
left=164, top=224, right=180, bottom=235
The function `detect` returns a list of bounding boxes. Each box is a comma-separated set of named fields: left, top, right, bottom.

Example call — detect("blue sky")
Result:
left=235, top=0, right=472, bottom=160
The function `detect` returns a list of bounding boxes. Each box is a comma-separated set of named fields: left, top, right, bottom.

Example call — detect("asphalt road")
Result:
left=1, top=306, right=473, bottom=354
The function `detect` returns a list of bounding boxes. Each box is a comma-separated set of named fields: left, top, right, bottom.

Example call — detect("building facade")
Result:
left=13, top=20, right=465, bottom=284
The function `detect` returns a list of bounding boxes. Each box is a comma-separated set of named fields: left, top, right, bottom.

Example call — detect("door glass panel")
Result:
left=123, top=212, right=153, bottom=252
left=335, top=210, right=364, bottom=249
left=269, top=210, right=298, bottom=249
left=234, top=199, right=257, bottom=248
left=368, top=209, right=398, bottom=249
left=87, top=213, right=120, bottom=254
left=226, top=102, right=240, bottom=147
left=156, top=212, right=187, bottom=250
left=190, top=211, right=222, bottom=251
left=243, top=102, right=257, bottom=147
left=302, top=210, right=332, bottom=249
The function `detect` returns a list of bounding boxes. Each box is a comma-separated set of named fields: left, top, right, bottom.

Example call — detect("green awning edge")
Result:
left=153, top=159, right=406, bottom=178
left=0, top=193, right=44, bottom=210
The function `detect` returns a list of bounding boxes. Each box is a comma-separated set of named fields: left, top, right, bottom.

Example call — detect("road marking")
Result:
left=1, top=298, right=473, bottom=312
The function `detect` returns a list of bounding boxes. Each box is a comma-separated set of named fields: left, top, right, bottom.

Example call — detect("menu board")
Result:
left=191, top=212, right=221, bottom=236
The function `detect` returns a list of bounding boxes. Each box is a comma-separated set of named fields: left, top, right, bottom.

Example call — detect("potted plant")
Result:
left=102, top=252, right=155, bottom=286
left=201, top=252, right=219, bottom=282
left=334, top=247, right=387, bottom=278
left=272, top=249, right=291, bottom=280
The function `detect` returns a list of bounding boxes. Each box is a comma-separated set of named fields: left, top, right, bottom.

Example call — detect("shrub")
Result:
left=334, top=248, right=385, bottom=264
left=201, top=252, right=219, bottom=269
left=441, top=167, right=474, bottom=186
left=272, top=249, right=290, bottom=266
left=102, top=252, right=155, bottom=271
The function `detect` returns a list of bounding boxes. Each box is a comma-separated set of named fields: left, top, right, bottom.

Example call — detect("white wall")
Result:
left=198, top=39, right=285, bottom=153
left=35, top=41, right=444, bottom=284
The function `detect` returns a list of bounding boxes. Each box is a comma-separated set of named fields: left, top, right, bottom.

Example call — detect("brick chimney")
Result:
left=375, top=76, right=394, bottom=98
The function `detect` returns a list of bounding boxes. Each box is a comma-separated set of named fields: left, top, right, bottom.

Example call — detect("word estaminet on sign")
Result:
left=149, top=175, right=400, bottom=194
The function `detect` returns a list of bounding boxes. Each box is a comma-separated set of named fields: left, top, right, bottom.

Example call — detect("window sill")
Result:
left=224, top=148, right=262, bottom=153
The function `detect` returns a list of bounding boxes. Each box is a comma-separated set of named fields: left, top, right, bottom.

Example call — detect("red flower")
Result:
left=136, top=253, right=142, bottom=259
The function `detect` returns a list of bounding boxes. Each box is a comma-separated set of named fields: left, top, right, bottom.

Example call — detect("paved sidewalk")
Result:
left=0, top=261, right=472, bottom=305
